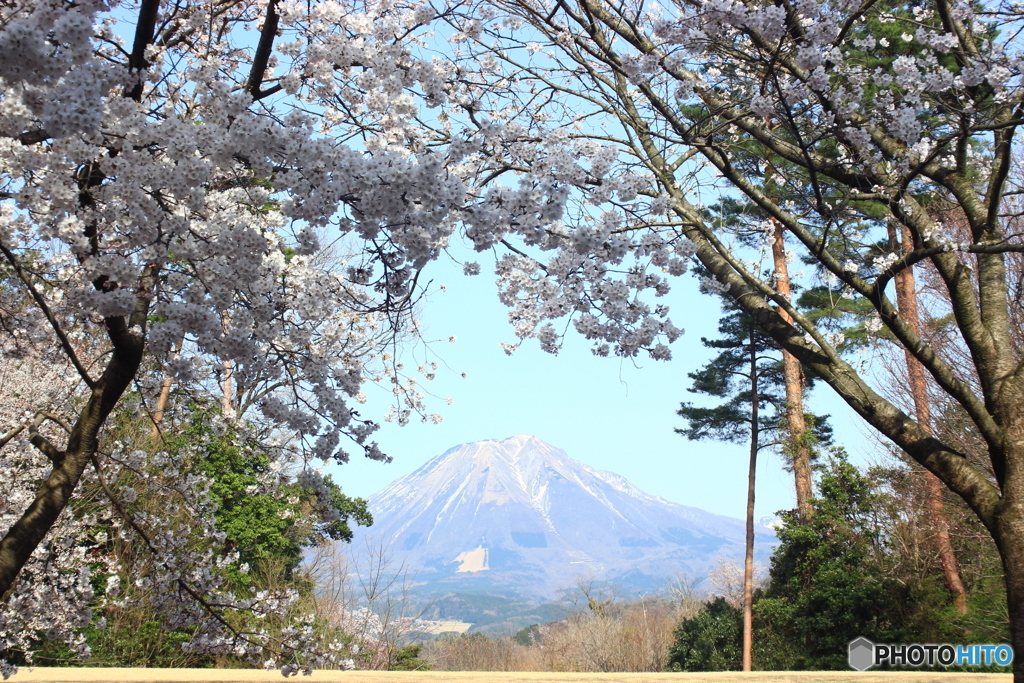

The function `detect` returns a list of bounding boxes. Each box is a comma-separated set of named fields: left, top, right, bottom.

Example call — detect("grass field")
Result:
left=9, top=669, right=1014, bottom=683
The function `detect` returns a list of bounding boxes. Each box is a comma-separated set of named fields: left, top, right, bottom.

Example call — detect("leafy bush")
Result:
left=665, top=597, right=742, bottom=672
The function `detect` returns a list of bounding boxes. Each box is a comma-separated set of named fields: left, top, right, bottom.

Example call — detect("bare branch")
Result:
left=126, top=0, right=161, bottom=102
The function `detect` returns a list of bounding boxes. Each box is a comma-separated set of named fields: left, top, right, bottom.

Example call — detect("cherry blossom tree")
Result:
left=425, top=0, right=1024, bottom=675
left=0, top=0, right=464, bottom=675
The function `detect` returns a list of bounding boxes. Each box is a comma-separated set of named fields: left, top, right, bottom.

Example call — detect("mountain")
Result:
left=353, top=435, right=776, bottom=600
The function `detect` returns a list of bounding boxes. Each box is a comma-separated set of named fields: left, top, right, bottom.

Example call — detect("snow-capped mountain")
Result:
left=355, top=435, right=776, bottom=599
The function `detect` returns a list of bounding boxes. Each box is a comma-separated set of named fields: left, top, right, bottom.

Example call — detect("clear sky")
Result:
left=325, top=250, right=879, bottom=523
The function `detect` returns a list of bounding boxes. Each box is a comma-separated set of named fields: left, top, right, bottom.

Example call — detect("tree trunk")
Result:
left=222, top=360, right=233, bottom=414
left=743, top=324, right=758, bottom=672
left=995, top=445, right=1024, bottom=682
left=888, top=223, right=968, bottom=613
left=221, top=314, right=233, bottom=414
left=771, top=221, right=813, bottom=522
left=0, top=322, right=143, bottom=598
left=151, top=375, right=173, bottom=435
left=149, top=339, right=182, bottom=437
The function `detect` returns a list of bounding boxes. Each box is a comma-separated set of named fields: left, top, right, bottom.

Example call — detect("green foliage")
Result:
left=36, top=403, right=373, bottom=668
left=753, top=451, right=1009, bottom=671
left=22, top=611, right=216, bottom=668
left=796, top=285, right=881, bottom=349
left=513, top=624, right=542, bottom=646
left=755, top=454, right=915, bottom=669
left=168, top=407, right=371, bottom=587
left=79, top=619, right=211, bottom=668
left=676, top=291, right=830, bottom=452
left=665, top=597, right=742, bottom=672
left=676, top=297, right=783, bottom=444
left=390, top=645, right=432, bottom=671
left=667, top=450, right=1010, bottom=672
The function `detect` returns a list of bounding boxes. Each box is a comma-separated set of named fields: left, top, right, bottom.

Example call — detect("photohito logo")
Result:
left=848, top=637, right=1014, bottom=671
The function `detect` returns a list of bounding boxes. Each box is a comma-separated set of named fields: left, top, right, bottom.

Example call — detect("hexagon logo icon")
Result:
left=848, top=637, right=875, bottom=671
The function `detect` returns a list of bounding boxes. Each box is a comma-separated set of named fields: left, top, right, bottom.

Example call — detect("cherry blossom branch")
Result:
left=17, top=129, right=48, bottom=145
left=547, top=0, right=1008, bottom=458
left=40, top=413, right=72, bottom=434
left=708, top=144, right=1003, bottom=451
left=0, top=421, right=26, bottom=450
left=887, top=196, right=1009, bottom=437
left=88, top=455, right=255, bottom=631
left=245, top=0, right=281, bottom=100
left=126, top=0, right=161, bottom=101
left=27, top=413, right=61, bottom=465
left=0, top=243, right=95, bottom=389
left=877, top=242, right=1024, bottom=290
left=689, top=216, right=1003, bottom=530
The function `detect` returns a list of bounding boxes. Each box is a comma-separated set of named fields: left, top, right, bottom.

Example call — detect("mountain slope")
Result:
left=357, top=435, right=775, bottom=599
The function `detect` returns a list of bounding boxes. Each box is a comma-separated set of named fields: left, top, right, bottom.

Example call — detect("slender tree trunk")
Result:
left=221, top=314, right=233, bottom=414
left=149, top=339, right=182, bottom=437
left=743, top=324, right=758, bottom=673
left=771, top=222, right=813, bottom=522
left=222, top=360, right=233, bottom=414
left=151, top=375, right=173, bottom=434
left=888, top=223, right=968, bottom=613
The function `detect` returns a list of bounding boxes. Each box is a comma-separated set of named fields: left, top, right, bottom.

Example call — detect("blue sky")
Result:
left=327, top=251, right=877, bottom=523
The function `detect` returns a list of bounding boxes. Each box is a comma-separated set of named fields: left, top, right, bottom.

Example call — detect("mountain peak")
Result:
left=360, top=436, right=775, bottom=599
left=500, top=434, right=540, bottom=443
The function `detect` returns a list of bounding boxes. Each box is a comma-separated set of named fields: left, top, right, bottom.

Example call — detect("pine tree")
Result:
left=679, top=292, right=831, bottom=667
left=678, top=291, right=831, bottom=670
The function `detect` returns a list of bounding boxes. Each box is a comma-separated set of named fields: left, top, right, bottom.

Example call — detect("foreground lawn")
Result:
left=9, top=670, right=1014, bottom=683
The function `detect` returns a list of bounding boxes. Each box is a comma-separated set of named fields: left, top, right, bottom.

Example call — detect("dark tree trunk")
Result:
left=994, top=404, right=1024, bottom=682
left=0, top=321, right=143, bottom=598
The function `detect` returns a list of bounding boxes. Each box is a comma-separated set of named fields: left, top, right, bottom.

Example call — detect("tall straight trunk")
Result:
left=221, top=314, right=233, bottom=414
left=887, top=223, right=968, bottom=613
left=149, top=339, right=182, bottom=437
left=771, top=222, right=813, bottom=522
left=742, top=324, right=758, bottom=672
left=222, top=360, right=233, bottom=414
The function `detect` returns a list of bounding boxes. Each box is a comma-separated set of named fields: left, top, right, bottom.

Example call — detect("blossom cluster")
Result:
left=0, top=0, right=476, bottom=471
left=0, top=363, right=363, bottom=678
left=434, top=0, right=1024, bottom=368
left=0, top=1, right=475, bottom=670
